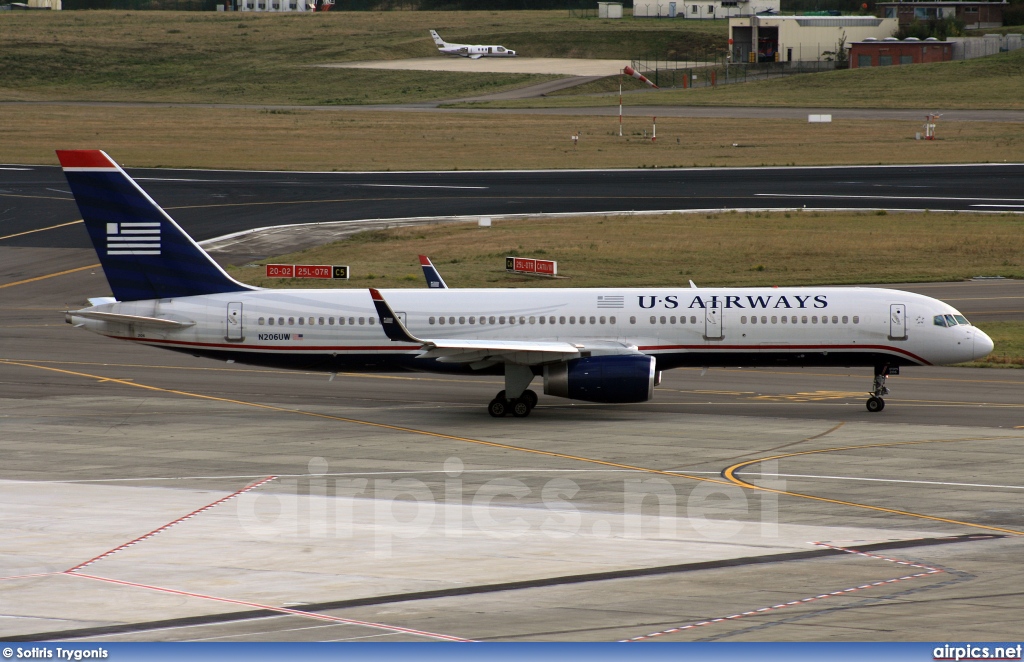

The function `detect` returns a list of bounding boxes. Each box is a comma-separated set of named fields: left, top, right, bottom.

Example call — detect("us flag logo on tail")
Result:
left=106, top=222, right=161, bottom=255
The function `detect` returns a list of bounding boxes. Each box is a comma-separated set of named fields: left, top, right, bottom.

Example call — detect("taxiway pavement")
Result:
left=2, top=241, right=1023, bottom=642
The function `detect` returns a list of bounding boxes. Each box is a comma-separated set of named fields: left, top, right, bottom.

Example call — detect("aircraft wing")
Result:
left=470, top=54, right=483, bottom=59
left=65, top=310, right=196, bottom=328
left=369, top=289, right=639, bottom=365
left=420, top=338, right=582, bottom=365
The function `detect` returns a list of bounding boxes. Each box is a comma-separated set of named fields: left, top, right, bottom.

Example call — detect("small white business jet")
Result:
left=430, top=30, right=516, bottom=59
left=60, top=150, right=993, bottom=418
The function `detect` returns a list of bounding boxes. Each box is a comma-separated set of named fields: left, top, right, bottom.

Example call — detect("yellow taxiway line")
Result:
left=0, top=263, right=101, bottom=290
left=4, top=358, right=1021, bottom=536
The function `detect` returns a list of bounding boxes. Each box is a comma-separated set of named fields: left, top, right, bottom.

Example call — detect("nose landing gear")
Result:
left=866, top=365, right=893, bottom=412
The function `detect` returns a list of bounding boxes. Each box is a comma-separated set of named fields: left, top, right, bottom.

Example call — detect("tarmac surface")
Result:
left=4, top=163, right=1024, bottom=263
left=2, top=249, right=1024, bottom=642
left=2, top=166, right=1023, bottom=642
left=320, top=57, right=642, bottom=77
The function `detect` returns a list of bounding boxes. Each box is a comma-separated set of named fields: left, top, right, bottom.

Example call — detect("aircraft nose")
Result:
left=973, top=328, right=994, bottom=360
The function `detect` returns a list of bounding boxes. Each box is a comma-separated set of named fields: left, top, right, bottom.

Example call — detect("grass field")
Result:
left=0, top=11, right=723, bottom=105
left=7, top=105, right=1022, bottom=169
left=454, top=48, right=1024, bottom=110
left=228, top=210, right=1024, bottom=288
left=225, top=210, right=1024, bottom=367
left=4, top=10, right=1022, bottom=110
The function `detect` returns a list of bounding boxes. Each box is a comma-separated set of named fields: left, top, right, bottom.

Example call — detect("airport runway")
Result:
left=3, top=162, right=1024, bottom=256
left=2, top=164, right=1023, bottom=642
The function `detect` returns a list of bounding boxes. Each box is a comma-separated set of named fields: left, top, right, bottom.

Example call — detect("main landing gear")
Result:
left=488, top=363, right=538, bottom=418
left=866, top=364, right=892, bottom=412
left=488, top=389, right=539, bottom=418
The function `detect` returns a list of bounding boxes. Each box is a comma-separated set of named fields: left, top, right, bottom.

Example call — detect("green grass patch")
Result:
left=227, top=210, right=1024, bottom=289
left=961, top=321, right=1024, bottom=368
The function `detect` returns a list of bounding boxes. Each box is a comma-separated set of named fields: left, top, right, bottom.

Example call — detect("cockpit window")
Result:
left=953, top=315, right=969, bottom=326
left=944, top=314, right=958, bottom=326
left=934, top=315, right=948, bottom=327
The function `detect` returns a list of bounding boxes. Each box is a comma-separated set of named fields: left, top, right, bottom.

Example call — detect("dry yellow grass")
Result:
left=227, top=210, right=1024, bottom=289
left=9, top=105, right=1022, bottom=170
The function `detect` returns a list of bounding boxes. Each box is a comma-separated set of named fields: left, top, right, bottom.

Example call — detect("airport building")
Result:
left=633, top=0, right=779, bottom=19
left=729, top=15, right=899, bottom=62
left=874, top=1, right=1007, bottom=29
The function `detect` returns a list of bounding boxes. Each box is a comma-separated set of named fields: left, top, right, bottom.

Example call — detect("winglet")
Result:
left=369, top=289, right=423, bottom=344
left=418, top=254, right=448, bottom=289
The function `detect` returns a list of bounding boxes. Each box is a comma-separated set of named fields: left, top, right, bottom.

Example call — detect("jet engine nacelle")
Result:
left=543, top=355, right=657, bottom=403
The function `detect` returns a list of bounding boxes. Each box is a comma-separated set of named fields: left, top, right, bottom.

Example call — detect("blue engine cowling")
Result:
left=543, top=355, right=657, bottom=403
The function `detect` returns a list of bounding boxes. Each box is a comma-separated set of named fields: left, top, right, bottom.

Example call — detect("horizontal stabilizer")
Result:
left=66, top=310, right=195, bottom=328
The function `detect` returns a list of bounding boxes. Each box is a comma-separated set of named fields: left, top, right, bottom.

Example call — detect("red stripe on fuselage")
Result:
left=110, top=335, right=421, bottom=352
left=109, top=335, right=929, bottom=364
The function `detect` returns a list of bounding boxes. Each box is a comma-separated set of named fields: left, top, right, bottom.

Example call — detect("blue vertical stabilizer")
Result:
left=57, top=150, right=255, bottom=302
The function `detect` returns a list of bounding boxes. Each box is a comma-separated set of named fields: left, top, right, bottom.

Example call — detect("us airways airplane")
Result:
left=430, top=30, right=517, bottom=59
left=60, top=150, right=993, bottom=418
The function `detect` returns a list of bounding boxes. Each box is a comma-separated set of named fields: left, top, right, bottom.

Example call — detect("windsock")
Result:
left=623, top=65, right=658, bottom=89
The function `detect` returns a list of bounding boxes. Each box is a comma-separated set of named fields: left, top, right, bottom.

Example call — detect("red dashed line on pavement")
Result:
left=0, top=571, right=62, bottom=582
left=619, top=542, right=943, bottom=642
left=66, top=475, right=279, bottom=573
left=65, top=572, right=472, bottom=642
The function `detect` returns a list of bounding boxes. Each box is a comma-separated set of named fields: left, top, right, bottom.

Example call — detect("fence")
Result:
left=63, top=0, right=594, bottom=8
left=950, top=33, right=1024, bottom=60
left=629, top=56, right=840, bottom=89
left=64, top=0, right=215, bottom=8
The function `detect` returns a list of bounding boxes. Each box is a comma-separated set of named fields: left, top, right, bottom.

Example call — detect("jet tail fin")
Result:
left=57, top=150, right=255, bottom=302
left=418, top=255, right=448, bottom=289
left=429, top=29, right=446, bottom=48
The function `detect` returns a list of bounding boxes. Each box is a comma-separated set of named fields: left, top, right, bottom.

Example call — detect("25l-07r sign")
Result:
left=266, top=264, right=349, bottom=279
left=506, top=257, right=557, bottom=276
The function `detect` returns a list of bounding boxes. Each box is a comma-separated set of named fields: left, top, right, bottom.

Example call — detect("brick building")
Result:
left=849, top=37, right=954, bottom=66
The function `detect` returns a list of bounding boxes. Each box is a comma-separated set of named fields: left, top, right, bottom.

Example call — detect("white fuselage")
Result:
left=69, top=286, right=992, bottom=372
left=438, top=43, right=516, bottom=58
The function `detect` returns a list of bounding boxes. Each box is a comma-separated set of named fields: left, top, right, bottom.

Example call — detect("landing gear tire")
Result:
left=488, top=398, right=509, bottom=418
left=520, top=389, right=538, bottom=410
left=511, top=399, right=531, bottom=417
left=866, top=396, right=885, bottom=413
